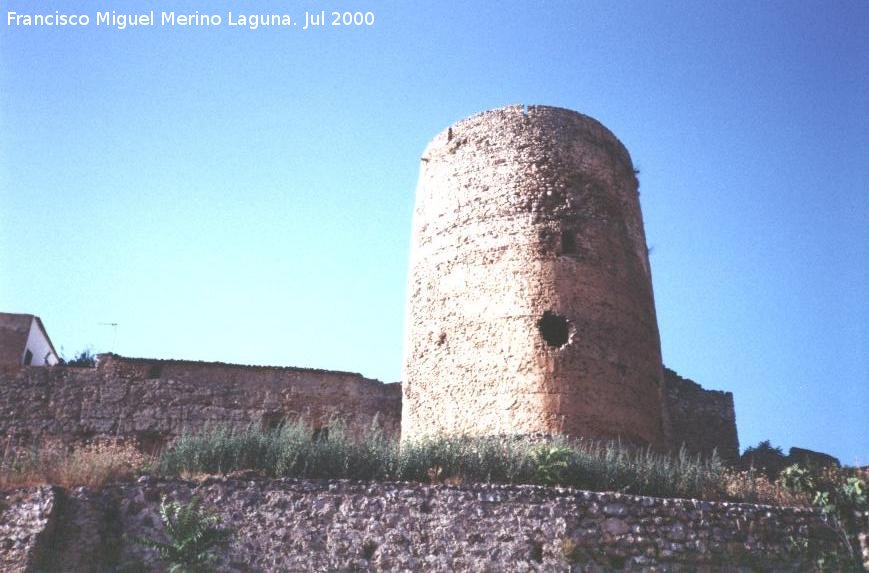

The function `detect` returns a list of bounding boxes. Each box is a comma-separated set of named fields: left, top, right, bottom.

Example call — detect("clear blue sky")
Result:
left=2, top=1, right=867, bottom=464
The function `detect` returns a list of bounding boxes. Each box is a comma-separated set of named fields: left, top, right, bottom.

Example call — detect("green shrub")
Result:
left=779, top=463, right=868, bottom=568
left=779, top=464, right=868, bottom=525
left=533, top=445, right=571, bottom=485
left=779, top=463, right=815, bottom=494
left=139, top=496, right=231, bottom=573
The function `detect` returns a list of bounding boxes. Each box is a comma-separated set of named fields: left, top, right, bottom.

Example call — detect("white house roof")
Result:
left=0, top=312, right=59, bottom=365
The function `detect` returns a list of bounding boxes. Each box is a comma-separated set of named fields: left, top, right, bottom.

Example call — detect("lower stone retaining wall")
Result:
left=0, top=486, right=60, bottom=572
left=1, top=477, right=861, bottom=572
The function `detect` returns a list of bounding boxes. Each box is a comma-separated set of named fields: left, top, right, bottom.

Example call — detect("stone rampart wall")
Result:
left=1, top=478, right=861, bottom=572
left=0, top=354, right=401, bottom=451
left=0, top=354, right=739, bottom=462
left=663, top=368, right=739, bottom=463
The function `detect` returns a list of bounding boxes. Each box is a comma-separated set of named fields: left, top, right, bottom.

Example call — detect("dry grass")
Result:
left=721, top=469, right=810, bottom=506
left=1, top=438, right=150, bottom=490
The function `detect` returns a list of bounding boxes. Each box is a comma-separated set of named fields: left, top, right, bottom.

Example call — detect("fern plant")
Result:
left=139, top=496, right=231, bottom=573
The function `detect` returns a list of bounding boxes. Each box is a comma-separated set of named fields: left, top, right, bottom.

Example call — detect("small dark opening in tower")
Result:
left=537, top=311, right=569, bottom=347
left=560, top=229, right=577, bottom=255
left=23, top=349, right=33, bottom=366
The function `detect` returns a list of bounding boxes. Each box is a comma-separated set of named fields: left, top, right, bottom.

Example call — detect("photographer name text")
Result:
left=6, top=10, right=375, bottom=31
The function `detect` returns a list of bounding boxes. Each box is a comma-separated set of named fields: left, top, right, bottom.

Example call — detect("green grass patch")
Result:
left=157, top=420, right=726, bottom=499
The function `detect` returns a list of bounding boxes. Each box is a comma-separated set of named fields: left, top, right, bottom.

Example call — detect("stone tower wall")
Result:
left=402, top=105, right=667, bottom=447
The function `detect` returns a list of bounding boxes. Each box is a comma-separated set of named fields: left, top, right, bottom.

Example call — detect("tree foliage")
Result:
left=63, top=348, right=97, bottom=367
left=740, top=440, right=788, bottom=479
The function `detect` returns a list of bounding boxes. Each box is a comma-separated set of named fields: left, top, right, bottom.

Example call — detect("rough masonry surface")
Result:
left=0, top=477, right=855, bottom=572
left=662, top=368, right=739, bottom=464
left=0, top=359, right=735, bottom=462
left=0, top=354, right=400, bottom=452
left=403, top=105, right=667, bottom=447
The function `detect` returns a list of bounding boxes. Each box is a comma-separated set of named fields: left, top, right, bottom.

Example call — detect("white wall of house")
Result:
left=23, top=318, right=59, bottom=366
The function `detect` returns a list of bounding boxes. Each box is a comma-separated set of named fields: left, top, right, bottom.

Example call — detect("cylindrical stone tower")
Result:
left=402, top=105, right=668, bottom=448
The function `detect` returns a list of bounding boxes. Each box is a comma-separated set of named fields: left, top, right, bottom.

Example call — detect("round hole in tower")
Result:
left=537, top=311, right=570, bottom=347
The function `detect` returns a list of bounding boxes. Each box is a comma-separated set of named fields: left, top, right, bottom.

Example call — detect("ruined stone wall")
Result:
left=403, top=105, right=667, bottom=447
left=663, top=367, right=739, bottom=463
left=1, top=478, right=858, bottom=572
left=0, top=354, right=741, bottom=459
left=0, top=354, right=401, bottom=450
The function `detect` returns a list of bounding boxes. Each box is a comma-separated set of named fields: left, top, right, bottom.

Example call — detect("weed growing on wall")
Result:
left=533, top=446, right=571, bottom=485
left=779, top=463, right=868, bottom=568
left=138, top=496, right=231, bottom=573
left=780, top=463, right=868, bottom=525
